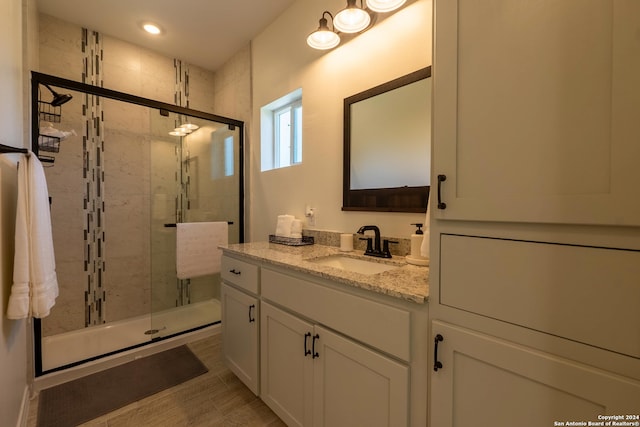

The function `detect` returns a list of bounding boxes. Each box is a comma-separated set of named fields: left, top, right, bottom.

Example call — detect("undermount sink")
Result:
left=309, top=255, right=399, bottom=275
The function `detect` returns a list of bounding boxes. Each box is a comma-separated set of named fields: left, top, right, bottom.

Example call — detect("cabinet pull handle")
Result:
left=229, top=269, right=241, bottom=275
left=437, top=174, right=447, bottom=210
left=248, top=304, right=255, bottom=323
left=312, top=333, right=320, bottom=359
left=434, top=334, right=444, bottom=371
left=304, top=332, right=312, bottom=356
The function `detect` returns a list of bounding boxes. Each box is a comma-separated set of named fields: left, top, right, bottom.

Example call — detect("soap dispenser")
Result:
left=406, top=223, right=429, bottom=266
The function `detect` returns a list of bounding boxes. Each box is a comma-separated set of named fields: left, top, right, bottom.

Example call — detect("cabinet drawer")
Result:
left=262, top=268, right=411, bottom=361
left=221, top=255, right=259, bottom=294
left=440, top=234, right=640, bottom=358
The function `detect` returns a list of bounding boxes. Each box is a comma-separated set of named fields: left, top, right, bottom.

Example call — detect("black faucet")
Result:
left=356, top=225, right=396, bottom=258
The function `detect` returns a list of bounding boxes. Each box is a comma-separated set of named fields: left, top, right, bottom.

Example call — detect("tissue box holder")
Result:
left=269, top=235, right=314, bottom=246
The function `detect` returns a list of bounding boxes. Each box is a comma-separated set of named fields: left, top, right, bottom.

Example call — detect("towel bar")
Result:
left=164, top=222, right=234, bottom=227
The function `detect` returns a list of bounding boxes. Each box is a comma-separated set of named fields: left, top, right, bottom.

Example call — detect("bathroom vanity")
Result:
left=219, top=242, right=429, bottom=427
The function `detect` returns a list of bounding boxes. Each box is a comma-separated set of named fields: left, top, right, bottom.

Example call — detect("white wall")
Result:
left=250, top=0, right=432, bottom=241
left=0, top=0, right=35, bottom=424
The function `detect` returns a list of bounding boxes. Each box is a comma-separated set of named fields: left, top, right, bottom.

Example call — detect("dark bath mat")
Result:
left=37, top=345, right=208, bottom=427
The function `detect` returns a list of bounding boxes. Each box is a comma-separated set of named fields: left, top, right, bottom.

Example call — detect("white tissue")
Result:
left=290, top=219, right=303, bottom=239
left=275, top=214, right=295, bottom=237
left=340, top=234, right=354, bottom=252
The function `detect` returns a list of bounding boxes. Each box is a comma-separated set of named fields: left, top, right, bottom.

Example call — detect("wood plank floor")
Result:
left=27, top=335, right=286, bottom=427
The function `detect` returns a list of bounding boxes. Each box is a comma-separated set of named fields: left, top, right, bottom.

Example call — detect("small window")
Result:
left=261, top=89, right=303, bottom=171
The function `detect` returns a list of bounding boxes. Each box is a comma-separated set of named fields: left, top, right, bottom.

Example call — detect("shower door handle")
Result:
left=248, top=304, right=256, bottom=323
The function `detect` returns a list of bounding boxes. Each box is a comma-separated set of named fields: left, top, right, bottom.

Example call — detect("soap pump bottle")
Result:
left=410, top=223, right=423, bottom=256
left=407, top=223, right=429, bottom=266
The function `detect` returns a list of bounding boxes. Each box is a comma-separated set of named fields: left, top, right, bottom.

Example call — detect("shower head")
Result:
left=42, top=83, right=73, bottom=107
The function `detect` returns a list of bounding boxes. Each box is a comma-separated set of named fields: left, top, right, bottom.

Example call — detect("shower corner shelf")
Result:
left=38, top=101, right=62, bottom=123
left=38, top=134, right=61, bottom=153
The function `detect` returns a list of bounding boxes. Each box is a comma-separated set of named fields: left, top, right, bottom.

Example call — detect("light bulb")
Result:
left=366, top=0, right=406, bottom=13
left=334, top=4, right=371, bottom=33
left=307, top=29, right=340, bottom=50
left=180, top=123, right=199, bottom=131
left=142, top=23, right=162, bottom=35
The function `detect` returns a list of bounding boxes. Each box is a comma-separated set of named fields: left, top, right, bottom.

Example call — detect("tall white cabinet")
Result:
left=432, top=0, right=640, bottom=226
left=430, top=0, right=640, bottom=425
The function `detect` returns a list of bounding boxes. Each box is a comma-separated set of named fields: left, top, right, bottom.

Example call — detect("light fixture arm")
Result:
left=320, top=11, right=336, bottom=32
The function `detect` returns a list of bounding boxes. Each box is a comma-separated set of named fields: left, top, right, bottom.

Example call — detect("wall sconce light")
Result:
left=307, top=0, right=407, bottom=50
left=334, top=0, right=371, bottom=33
left=366, top=0, right=406, bottom=13
left=307, top=11, right=341, bottom=50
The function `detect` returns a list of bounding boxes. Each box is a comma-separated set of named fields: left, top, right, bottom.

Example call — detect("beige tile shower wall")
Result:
left=102, top=36, right=175, bottom=104
left=102, top=99, right=152, bottom=324
left=38, top=13, right=224, bottom=334
left=212, top=44, right=252, bottom=122
left=150, top=139, right=179, bottom=312
left=42, top=93, right=85, bottom=335
left=38, top=14, right=83, bottom=80
left=212, top=45, right=251, bottom=236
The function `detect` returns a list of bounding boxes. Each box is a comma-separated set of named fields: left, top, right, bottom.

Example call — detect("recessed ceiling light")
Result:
left=142, top=23, right=163, bottom=35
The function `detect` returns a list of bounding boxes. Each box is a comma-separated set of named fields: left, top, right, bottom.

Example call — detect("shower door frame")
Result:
left=31, top=71, right=245, bottom=376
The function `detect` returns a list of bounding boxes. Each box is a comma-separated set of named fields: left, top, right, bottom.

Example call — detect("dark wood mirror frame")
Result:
left=342, top=67, right=431, bottom=213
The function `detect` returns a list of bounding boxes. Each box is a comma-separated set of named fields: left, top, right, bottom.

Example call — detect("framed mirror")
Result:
left=342, top=67, right=431, bottom=213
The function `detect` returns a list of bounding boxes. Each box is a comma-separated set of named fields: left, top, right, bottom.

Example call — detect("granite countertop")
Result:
left=220, top=242, right=429, bottom=304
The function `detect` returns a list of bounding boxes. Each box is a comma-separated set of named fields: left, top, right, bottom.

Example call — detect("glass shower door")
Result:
left=35, top=75, right=243, bottom=374
left=149, top=112, right=242, bottom=339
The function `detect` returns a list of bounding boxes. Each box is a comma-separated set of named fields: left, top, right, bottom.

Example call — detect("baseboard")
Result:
left=16, top=385, right=30, bottom=427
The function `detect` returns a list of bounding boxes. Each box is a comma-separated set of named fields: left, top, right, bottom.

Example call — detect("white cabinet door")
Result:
left=312, top=325, right=409, bottom=427
left=261, top=302, right=314, bottom=427
left=431, top=321, right=640, bottom=427
left=261, top=303, right=410, bottom=427
left=432, top=0, right=640, bottom=225
left=221, top=283, right=259, bottom=395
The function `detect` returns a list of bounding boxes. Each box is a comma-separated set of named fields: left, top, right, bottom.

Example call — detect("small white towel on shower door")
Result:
left=7, top=153, right=59, bottom=319
left=176, top=221, right=228, bottom=279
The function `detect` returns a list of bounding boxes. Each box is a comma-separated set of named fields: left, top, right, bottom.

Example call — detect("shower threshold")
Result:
left=40, top=299, right=221, bottom=372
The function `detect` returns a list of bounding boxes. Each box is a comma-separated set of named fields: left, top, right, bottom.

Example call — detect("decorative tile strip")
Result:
left=82, top=28, right=106, bottom=326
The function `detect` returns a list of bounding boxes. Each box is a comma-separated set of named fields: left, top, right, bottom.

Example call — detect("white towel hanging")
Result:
left=176, top=221, right=228, bottom=280
left=7, top=152, right=59, bottom=319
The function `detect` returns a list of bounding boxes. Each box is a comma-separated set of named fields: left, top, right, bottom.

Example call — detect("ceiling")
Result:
left=36, top=0, right=297, bottom=72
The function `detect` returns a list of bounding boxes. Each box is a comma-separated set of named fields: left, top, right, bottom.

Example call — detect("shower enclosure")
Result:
left=31, top=72, right=243, bottom=375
